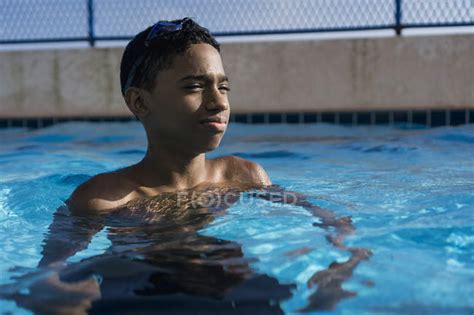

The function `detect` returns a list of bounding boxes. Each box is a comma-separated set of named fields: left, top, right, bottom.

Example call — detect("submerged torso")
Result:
left=104, top=184, right=249, bottom=254
left=63, top=184, right=273, bottom=300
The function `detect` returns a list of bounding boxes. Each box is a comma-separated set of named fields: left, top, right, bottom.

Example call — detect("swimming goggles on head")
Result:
left=123, top=17, right=191, bottom=94
left=144, top=17, right=190, bottom=46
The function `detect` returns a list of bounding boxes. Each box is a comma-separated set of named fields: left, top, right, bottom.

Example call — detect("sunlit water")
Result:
left=0, top=122, right=473, bottom=314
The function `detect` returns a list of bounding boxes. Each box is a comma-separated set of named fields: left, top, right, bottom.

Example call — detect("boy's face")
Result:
left=142, top=43, right=231, bottom=154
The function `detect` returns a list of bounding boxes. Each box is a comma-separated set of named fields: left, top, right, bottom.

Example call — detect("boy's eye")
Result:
left=186, top=85, right=202, bottom=89
left=185, top=85, right=231, bottom=92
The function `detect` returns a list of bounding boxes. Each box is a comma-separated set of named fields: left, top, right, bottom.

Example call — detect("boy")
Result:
left=68, top=17, right=271, bottom=213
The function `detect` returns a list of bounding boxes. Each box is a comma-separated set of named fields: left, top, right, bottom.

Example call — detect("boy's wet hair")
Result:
left=120, top=17, right=220, bottom=96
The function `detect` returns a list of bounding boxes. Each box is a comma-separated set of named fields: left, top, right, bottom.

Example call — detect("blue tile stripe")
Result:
left=0, top=109, right=472, bottom=129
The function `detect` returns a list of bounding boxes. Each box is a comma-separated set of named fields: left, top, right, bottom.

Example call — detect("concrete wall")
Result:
left=0, top=34, right=472, bottom=118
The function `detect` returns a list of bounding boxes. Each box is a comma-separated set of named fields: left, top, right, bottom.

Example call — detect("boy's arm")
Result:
left=15, top=204, right=103, bottom=315
left=38, top=176, right=115, bottom=267
left=250, top=174, right=372, bottom=312
left=38, top=205, right=104, bottom=267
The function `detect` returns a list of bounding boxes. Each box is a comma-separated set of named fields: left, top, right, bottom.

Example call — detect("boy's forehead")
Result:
left=163, top=44, right=225, bottom=80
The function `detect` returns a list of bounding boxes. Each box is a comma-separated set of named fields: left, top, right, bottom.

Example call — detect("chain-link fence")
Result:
left=0, top=0, right=472, bottom=45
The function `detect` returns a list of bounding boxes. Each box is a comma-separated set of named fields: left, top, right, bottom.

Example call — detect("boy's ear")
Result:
left=124, top=87, right=151, bottom=119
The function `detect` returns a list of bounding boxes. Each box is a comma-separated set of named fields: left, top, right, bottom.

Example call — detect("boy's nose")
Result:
left=204, top=89, right=229, bottom=111
left=205, top=100, right=229, bottom=111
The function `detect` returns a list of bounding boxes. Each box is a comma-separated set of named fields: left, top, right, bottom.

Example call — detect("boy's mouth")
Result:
left=199, top=117, right=227, bottom=132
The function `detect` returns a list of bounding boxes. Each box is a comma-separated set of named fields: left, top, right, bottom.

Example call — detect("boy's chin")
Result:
left=202, top=142, right=221, bottom=153
left=186, top=133, right=225, bottom=154
left=198, top=139, right=223, bottom=153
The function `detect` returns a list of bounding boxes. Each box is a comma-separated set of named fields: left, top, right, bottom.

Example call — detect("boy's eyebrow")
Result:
left=177, top=74, right=229, bottom=83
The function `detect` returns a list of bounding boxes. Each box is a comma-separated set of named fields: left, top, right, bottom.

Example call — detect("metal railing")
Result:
left=0, top=0, right=472, bottom=46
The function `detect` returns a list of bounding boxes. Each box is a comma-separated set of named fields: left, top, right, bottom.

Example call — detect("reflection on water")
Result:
left=1, top=184, right=371, bottom=314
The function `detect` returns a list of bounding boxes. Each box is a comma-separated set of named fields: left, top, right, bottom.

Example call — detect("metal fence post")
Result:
left=394, top=0, right=402, bottom=36
left=87, top=0, right=96, bottom=46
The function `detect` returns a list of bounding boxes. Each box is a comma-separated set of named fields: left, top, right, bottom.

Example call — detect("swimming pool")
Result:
left=0, top=121, right=473, bottom=314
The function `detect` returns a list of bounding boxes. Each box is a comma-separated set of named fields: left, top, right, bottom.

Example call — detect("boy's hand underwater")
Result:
left=13, top=269, right=101, bottom=315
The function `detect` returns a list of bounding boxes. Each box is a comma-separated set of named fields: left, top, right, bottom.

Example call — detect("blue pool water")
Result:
left=0, top=122, right=473, bottom=314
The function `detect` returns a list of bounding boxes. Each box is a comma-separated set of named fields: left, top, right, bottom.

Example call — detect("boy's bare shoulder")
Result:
left=217, top=155, right=272, bottom=187
left=68, top=157, right=271, bottom=212
left=67, top=170, right=140, bottom=213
